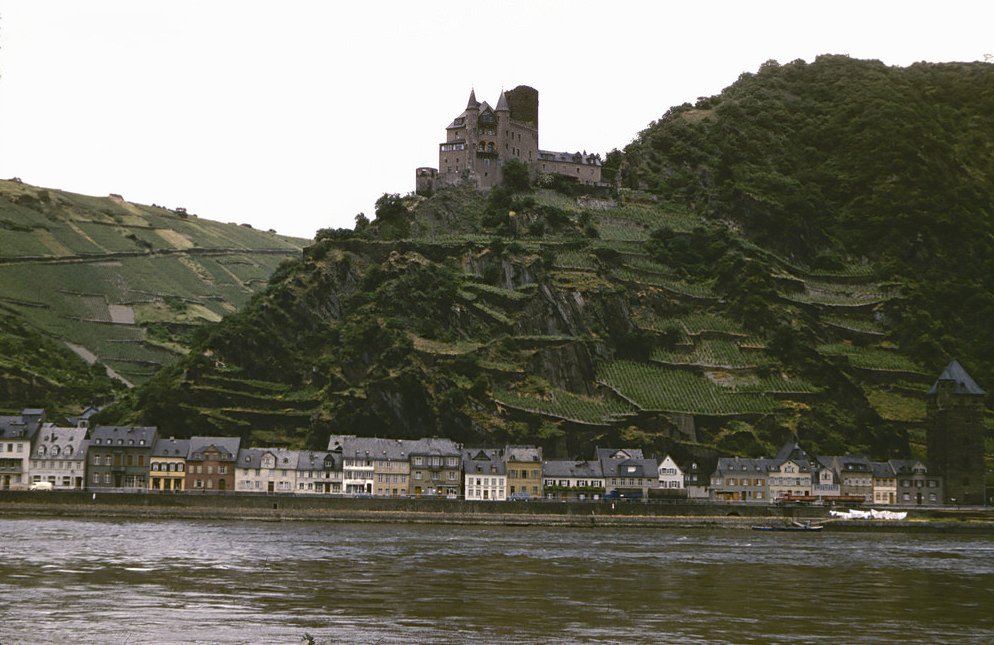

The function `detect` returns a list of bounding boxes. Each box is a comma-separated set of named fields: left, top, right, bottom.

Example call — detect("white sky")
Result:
left=1, top=1, right=991, bottom=239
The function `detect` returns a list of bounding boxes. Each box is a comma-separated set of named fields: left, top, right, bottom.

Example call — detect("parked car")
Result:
left=29, top=481, right=53, bottom=491
left=604, top=489, right=642, bottom=501
left=508, top=492, right=530, bottom=502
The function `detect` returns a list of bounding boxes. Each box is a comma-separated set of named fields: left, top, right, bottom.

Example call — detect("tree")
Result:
left=501, top=158, right=531, bottom=192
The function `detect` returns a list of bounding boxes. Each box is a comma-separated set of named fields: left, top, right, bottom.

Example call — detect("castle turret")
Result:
left=926, top=360, right=987, bottom=505
left=495, top=90, right=510, bottom=113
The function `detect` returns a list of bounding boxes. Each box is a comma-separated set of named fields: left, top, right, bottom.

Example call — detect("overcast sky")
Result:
left=1, top=1, right=991, bottom=239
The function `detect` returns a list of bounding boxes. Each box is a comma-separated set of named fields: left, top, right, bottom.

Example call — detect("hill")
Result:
left=97, top=58, right=994, bottom=480
left=0, top=179, right=308, bottom=411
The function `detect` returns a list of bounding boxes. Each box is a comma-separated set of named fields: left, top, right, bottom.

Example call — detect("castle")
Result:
left=416, top=86, right=603, bottom=196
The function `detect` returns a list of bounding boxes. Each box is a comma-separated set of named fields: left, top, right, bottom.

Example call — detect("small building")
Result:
left=710, top=457, right=773, bottom=502
left=87, top=425, right=157, bottom=490
left=542, top=458, right=603, bottom=501
left=767, top=440, right=819, bottom=500
left=0, top=409, right=45, bottom=490
left=409, top=437, right=462, bottom=498
left=506, top=444, right=543, bottom=500
left=657, top=455, right=685, bottom=492
left=186, top=436, right=241, bottom=493
left=463, top=448, right=508, bottom=501
left=29, top=423, right=87, bottom=490
left=812, top=456, right=841, bottom=499
left=830, top=455, right=874, bottom=501
left=598, top=448, right=658, bottom=498
left=870, top=461, right=897, bottom=505
left=683, top=460, right=711, bottom=499
left=150, top=437, right=190, bottom=492
left=296, top=451, right=342, bottom=495
left=890, top=459, right=943, bottom=506
left=235, top=448, right=300, bottom=493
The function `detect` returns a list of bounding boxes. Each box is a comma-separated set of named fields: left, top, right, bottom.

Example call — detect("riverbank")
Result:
left=2, top=491, right=992, bottom=532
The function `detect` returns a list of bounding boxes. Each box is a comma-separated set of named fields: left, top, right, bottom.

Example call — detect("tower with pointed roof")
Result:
left=926, top=360, right=986, bottom=505
left=417, top=85, right=601, bottom=195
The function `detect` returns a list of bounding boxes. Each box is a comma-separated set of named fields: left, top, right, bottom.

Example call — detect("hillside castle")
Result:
left=416, top=86, right=603, bottom=195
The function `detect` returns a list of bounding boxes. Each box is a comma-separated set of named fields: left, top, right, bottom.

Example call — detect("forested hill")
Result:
left=99, top=57, right=993, bottom=475
left=615, top=55, right=994, bottom=387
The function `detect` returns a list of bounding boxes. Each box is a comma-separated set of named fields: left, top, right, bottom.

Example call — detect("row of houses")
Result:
left=0, top=409, right=945, bottom=505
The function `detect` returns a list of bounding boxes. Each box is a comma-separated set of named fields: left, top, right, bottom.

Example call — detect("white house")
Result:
left=29, top=423, right=88, bottom=490
left=657, top=454, right=685, bottom=491
left=463, top=448, right=507, bottom=501
left=235, top=448, right=300, bottom=493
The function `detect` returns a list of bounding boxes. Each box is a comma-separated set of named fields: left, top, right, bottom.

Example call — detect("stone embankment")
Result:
left=2, top=491, right=992, bottom=532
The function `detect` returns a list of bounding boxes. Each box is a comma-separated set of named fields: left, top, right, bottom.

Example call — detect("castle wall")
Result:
left=538, top=151, right=603, bottom=185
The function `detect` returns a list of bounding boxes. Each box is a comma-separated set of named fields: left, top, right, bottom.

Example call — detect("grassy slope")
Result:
left=0, top=179, right=307, bottom=411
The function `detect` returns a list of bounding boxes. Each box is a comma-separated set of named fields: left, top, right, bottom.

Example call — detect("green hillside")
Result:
left=103, top=185, right=923, bottom=462
left=80, top=58, right=994, bottom=484
left=0, top=179, right=307, bottom=411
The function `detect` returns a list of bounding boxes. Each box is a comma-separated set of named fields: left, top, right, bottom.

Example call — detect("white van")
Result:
left=29, top=481, right=53, bottom=491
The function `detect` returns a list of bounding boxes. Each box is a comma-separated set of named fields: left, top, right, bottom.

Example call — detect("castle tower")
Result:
left=926, top=360, right=987, bottom=505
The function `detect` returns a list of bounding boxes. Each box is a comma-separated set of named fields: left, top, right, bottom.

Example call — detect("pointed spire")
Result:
left=496, top=90, right=510, bottom=112
left=467, top=88, right=480, bottom=110
left=927, top=360, right=986, bottom=396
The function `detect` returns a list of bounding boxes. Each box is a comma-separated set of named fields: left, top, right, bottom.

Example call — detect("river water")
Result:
left=0, top=518, right=992, bottom=644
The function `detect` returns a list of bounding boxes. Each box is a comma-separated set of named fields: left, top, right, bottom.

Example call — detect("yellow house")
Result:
left=150, top=438, right=189, bottom=491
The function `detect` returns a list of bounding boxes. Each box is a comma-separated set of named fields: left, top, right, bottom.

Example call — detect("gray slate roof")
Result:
left=713, top=457, right=776, bottom=476
left=298, top=451, right=339, bottom=472
left=830, top=454, right=873, bottom=473
left=188, top=436, right=241, bottom=461
left=463, top=448, right=507, bottom=476
left=236, top=447, right=301, bottom=470
left=927, top=360, right=986, bottom=396
left=597, top=448, right=656, bottom=478
left=0, top=409, right=44, bottom=440
left=33, top=424, right=88, bottom=460
left=542, top=459, right=602, bottom=479
left=152, top=438, right=190, bottom=459
left=870, top=461, right=896, bottom=478
left=506, top=445, right=542, bottom=463
left=89, top=426, right=157, bottom=448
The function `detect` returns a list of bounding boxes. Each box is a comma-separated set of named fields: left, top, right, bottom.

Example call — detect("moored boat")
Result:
left=752, top=521, right=824, bottom=532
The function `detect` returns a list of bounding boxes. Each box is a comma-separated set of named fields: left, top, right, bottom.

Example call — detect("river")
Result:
left=0, top=517, right=992, bottom=644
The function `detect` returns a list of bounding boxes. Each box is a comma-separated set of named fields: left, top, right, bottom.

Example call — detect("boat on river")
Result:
left=752, top=521, right=824, bottom=532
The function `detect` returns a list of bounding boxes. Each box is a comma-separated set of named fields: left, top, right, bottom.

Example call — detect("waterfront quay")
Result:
left=2, top=490, right=991, bottom=532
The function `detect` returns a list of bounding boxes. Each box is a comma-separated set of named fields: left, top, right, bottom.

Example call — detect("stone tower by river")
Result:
left=926, top=360, right=987, bottom=505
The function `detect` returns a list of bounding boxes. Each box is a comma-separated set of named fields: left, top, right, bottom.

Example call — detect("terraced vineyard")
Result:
left=597, top=361, right=780, bottom=415
left=0, top=179, right=307, bottom=391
